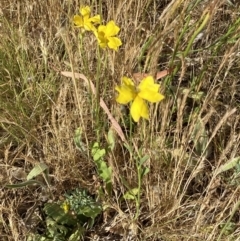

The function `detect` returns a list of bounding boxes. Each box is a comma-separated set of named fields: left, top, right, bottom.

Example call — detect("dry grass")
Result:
left=1, top=0, right=240, bottom=240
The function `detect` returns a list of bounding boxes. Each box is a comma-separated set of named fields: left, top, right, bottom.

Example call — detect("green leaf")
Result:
left=80, top=205, right=102, bottom=219
left=27, top=163, right=48, bottom=180
left=182, top=88, right=204, bottom=101
left=91, top=143, right=111, bottom=192
left=139, top=155, right=149, bottom=166
left=91, top=142, right=106, bottom=162
left=123, top=188, right=139, bottom=200
left=100, top=161, right=112, bottom=182
left=216, top=156, right=240, bottom=175
left=44, top=203, right=77, bottom=226
left=191, top=118, right=210, bottom=157
left=123, top=143, right=133, bottom=154
left=5, top=179, right=45, bottom=188
left=74, top=127, right=86, bottom=152
left=120, top=176, right=131, bottom=189
left=98, top=161, right=112, bottom=184
left=107, top=129, right=115, bottom=151
left=141, top=167, right=150, bottom=178
left=27, top=233, right=52, bottom=241
left=69, top=227, right=85, bottom=241
left=45, top=217, right=69, bottom=239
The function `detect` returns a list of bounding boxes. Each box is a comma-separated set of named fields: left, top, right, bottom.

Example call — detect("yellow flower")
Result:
left=61, top=201, right=70, bottom=213
left=73, top=6, right=100, bottom=32
left=115, top=76, right=164, bottom=122
left=95, top=21, right=122, bottom=51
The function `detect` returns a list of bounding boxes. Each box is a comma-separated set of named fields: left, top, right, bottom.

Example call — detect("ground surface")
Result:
left=1, top=0, right=240, bottom=240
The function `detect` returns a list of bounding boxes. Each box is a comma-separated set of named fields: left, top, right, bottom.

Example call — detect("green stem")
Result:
left=134, top=151, right=145, bottom=220
left=95, top=45, right=101, bottom=141
left=183, top=12, right=210, bottom=58
left=134, top=163, right=142, bottom=220
left=217, top=195, right=240, bottom=241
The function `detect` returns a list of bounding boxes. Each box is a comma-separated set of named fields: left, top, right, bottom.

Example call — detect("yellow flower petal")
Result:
left=137, top=76, right=164, bottom=102
left=73, top=15, right=84, bottom=27
left=98, top=25, right=107, bottom=33
left=138, top=76, right=159, bottom=92
left=80, top=6, right=91, bottom=16
left=115, top=77, right=136, bottom=104
left=108, top=37, right=122, bottom=51
left=95, top=31, right=108, bottom=48
left=89, top=15, right=101, bottom=23
left=122, top=77, right=134, bottom=86
left=115, top=86, right=135, bottom=104
left=98, top=41, right=108, bottom=48
left=105, top=21, right=120, bottom=36
left=96, top=26, right=107, bottom=47
left=96, top=21, right=121, bottom=51
left=138, top=91, right=164, bottom=102
left=75, top=6, right=100, bottom=32
left=116, top=75, right=165, bottom=121
left=84, top=21, right=96, bottom=31
left=130, top=96, right=149, bottom=122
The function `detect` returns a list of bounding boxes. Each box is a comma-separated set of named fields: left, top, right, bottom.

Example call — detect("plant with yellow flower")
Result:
left=115, top=76, right=164, bottom=122
left=94, top=20, right=122, bottom=51
left=73, top=6, right=101, bottom=32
